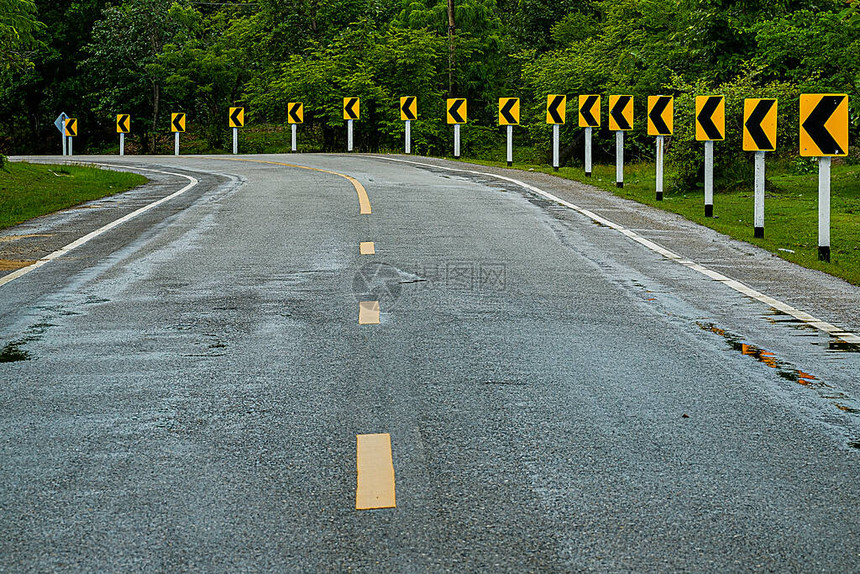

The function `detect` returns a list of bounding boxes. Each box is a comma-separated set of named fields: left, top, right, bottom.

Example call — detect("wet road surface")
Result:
left=2, top=154, right=859, bottom=572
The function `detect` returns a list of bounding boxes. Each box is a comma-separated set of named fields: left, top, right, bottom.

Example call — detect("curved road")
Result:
left=2, top=154, right=859, bottom=572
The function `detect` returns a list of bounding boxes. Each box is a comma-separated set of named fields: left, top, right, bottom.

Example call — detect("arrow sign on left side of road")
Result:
left=229, top=107, right=245, bottom=128
left=343, top=97, right=360, bottom=120
left=608, top=95, right=633, bottom=131
left=800, top=94, right=848, bottom=157
left=743, top=99, right=777, bottom=152
left=400, top=96, right=417, bottom=121
left=696, top=95, right=725, bottom=141
left=447, top=98, right=467, bottom=124
left=647, top=96, right=673, bottom=136
left=64, top=118, right=78, bottom=137
left=288, top=102, right=304, bottom=124
left=499, top=97, right=520, bottom=125
left=116, top=114, right=131, bottom=134
left=171, top=113, right=186, bottom=133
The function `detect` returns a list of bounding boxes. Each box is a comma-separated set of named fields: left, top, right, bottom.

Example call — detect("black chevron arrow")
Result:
left=745, top=99, right=775, bottom=150
left=802, top=95, right=845, bottom=155
left=401, top=97, right=417, bottom=120
left=610, top=96, right=632, bottom=130
left=448, top=99, right=465, bottom=123
left=117, top=114, right=130, bottom=133
left=172, top=114, right=185, bottom=132
left=344, top=98, right=359, bottom=120
left=500, top=98, right=518, bottom=124
left=230, top=107, right=243, bottom=127
left=548, top=95, right=566, bottom=124
left=288, top=103, right=302, bottom=123
left=648, top=96, right=671, bottom=135
left=579, top=95, right=598, bottom=127
left=697, top=97, right=723, bottom=140
left=65, top=118, right=77, bottom=136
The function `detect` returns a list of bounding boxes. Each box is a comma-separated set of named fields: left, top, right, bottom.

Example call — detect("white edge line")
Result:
left=0, top=164, right=199, bottom=288
left=371, top=155, right=860, bottom=345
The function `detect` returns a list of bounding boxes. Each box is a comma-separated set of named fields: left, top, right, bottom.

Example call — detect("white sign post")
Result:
left=615, top=131, right=624, bottom=188
left=405, top=120, right=412, bottom=154
left=584, top=127, right=592, bottom=177
left=656, top=136, right=664, bottom=201
left=291, top=124, right=297, bottom=152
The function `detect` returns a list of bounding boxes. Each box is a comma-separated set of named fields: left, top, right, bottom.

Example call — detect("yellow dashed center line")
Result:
left=204, top=157, right=371, bottom=214
left=359, top=241, right=375, bottom=255
left=358, top=301, right=380, bottom=325
left=356, top=433, right=396, bottom=510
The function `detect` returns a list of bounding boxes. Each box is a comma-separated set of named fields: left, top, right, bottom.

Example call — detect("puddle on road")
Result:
left=0, top=341, right=30, bottom=362
left=763, top=309, right=860, bottom=353
left=698, top=321, right=860, bottom=449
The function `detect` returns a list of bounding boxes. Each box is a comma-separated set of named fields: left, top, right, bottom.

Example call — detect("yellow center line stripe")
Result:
left=359, top=241, right=375, bottom=255
left=204, top=156, right=371, bottom=214
left=358, top=301, right=380, bottom=325
left=356, top=433, right=396, bottom=510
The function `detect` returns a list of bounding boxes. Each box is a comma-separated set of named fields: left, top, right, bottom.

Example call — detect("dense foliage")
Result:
left=0, top=0, right=858, bottom=189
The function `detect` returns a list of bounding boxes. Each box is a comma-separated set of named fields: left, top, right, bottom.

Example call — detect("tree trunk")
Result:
left=150, top=82, right=160, bottom=153
left=448, top=0, right=455, bottom=97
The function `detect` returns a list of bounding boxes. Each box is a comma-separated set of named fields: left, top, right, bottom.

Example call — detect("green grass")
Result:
left=466, top=155, right=860, bottom=286
left=0, top=162, right=148, bottom=230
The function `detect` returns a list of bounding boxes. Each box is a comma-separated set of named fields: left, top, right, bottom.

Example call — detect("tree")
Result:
left=0, top=0, right=43, bottom=70
left=81, top=0, right=188, bottom=152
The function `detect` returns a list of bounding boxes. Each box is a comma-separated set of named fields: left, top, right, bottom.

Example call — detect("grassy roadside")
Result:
left=0, top=162, right=147, bottom=230
left=465, top=157, right=860, bottom=287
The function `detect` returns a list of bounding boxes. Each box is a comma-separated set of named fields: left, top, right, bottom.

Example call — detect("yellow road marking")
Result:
left=359, top=241, right=375, bottom=255
left=358, top=301, right=380, bottom=325
left=205, top=157, right=371, bottom=214
left=356, top=433, right=396, bottom=510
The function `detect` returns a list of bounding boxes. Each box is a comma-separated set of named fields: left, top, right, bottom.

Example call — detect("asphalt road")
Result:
left=2, top=154, right=859, bottom=572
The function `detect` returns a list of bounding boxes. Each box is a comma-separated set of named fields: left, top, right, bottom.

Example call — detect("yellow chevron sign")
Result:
left=447, top=98, right=467, bottom=124
left=64, top=118, right=78, bottom=137
left=799, top=94, right=848, bottom=157
left=343, top=97, right=360, bottom=120
left=229, top=107, right=245, bottom=128
left=171, top=113, right=186, bottom=133
left=498, top=97, right=520, bottom=125
left=116, top=114, right=130, bottom=134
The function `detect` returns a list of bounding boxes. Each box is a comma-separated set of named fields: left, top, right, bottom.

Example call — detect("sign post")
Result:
left=547, top=95, right=566, bottom=171
left=171, top=113, right=186, bottom=156
left=647, top=96, right=673, bottom=201
left=64, top=118, right=78, bottom=156
left=800, top=94, right=849, bottom=262
left=695, top=96, right=726, bottom=217
left=743, top=99, right=777, bottom=238
left=447, top=98, right=467, bottom=159
left=288, top=102, right=303, bottom=152
left=229, top=107, right=244, bottom=155
left=400, top=97, right=417, bottom=154
left=344, top=97, right=360, bottom=152
left=55, top=113, right=69, bottom=156
left=499, top=97, right=520, bottom=166
left=117, top=114, right=131, bottom=156
left=578, top=95, right=600, bottom=176
left=609, top=95, right=633, bottom=188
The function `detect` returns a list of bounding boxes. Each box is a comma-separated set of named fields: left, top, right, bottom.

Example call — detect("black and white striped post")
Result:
left=647, top=96, right=673, bottom=201
left=799, top=93, right=848, bottom=263
left=546, top=95, right=566, bottom=172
